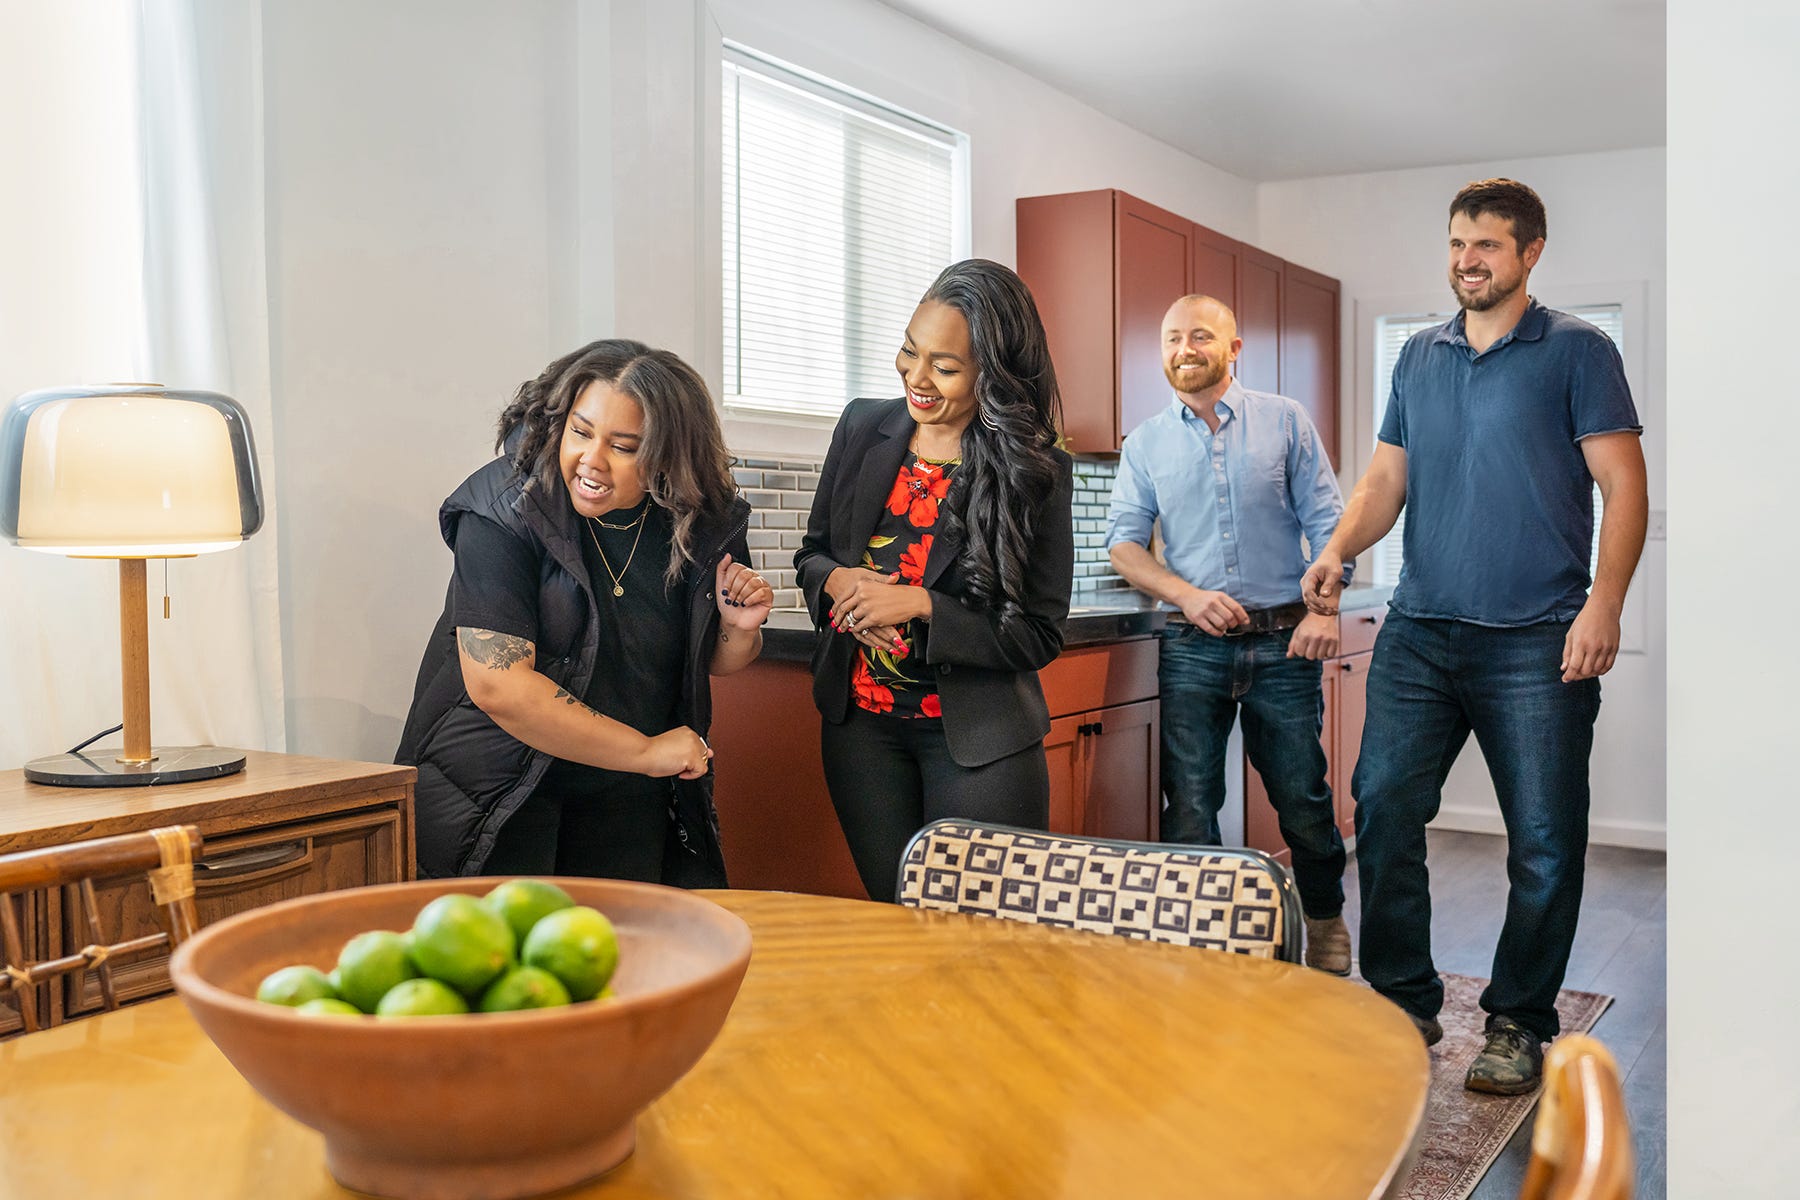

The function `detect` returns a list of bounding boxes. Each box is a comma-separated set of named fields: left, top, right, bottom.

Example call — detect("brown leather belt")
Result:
left=1168, top=600, right=1311, bottom=637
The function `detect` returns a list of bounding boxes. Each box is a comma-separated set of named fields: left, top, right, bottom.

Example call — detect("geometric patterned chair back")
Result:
left=897, top=819, right=1301, bottom=963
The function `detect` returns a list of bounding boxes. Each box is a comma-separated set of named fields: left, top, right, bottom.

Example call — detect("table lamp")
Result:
left=1, top=384, right=264, bottom=786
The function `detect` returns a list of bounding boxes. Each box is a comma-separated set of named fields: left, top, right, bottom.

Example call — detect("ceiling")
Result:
left=876, top=0, right=1665, bottom=182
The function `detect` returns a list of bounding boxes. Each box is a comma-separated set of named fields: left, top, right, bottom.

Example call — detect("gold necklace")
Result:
left=592, top=499, right=648, bottom=531
left=909, top=435, right=962, bottom=466
left=587, top=510, right=647, bottom=597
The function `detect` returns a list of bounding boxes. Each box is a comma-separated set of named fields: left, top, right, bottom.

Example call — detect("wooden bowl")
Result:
left=169, top=877, right=751, bottom=1200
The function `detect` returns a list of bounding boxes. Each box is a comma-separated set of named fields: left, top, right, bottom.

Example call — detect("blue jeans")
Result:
left=1353, top=615, right=1600, bottom=1041
left=1158, top=624, right=1346, bottom=919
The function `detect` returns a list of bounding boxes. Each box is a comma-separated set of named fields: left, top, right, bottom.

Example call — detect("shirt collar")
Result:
left=1435, top=296, right=1548, bottom=350
left=1169, top=377, right=1244, bottom=424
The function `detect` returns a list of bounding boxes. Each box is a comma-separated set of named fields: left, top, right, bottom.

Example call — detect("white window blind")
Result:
left=1369, top=303, right=1624, bottom=588
left=722, top=48, right=965, bottom=421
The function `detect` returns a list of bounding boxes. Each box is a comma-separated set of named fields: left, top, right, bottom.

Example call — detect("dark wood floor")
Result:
left=1340, top=828, right=1667, bottom=1200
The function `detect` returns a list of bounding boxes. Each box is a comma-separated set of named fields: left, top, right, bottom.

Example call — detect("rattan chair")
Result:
left=1519, top=1034, right=1635, bottom=1200
left=897, top=819, right=1302, bottom=963
left=0, top=825, right=202, bottom=1034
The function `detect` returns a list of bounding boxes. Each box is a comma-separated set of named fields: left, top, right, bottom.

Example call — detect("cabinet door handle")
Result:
left=195, top=839, right=313, bottom=888
left=1340, top=661, right=1354, bottom=671
left=1359, top=615, right=1379, bottom=624
left=1091, top=720, right=1104, bottom=736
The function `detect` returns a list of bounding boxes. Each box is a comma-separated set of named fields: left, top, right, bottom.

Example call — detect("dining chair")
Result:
left=1518, top=1034, right=1635, bottom=1200
left=896, top=819, right=1302, bottom=963
left=0, top=825, right=203, bottom=1034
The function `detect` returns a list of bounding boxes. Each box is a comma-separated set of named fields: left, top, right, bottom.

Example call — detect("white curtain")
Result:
left=0, top=0, right=284, bottom=768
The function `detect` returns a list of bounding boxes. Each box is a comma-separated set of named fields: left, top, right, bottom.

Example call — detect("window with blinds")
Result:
left=1369, top=303, right=1624, bottom=588
left=722, top=47, right=967, bottom=421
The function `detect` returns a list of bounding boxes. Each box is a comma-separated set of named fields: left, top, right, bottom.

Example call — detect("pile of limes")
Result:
left=254, top=879, right=621, bottom=1017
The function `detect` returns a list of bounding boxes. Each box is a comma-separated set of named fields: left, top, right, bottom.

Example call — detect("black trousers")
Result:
left=483, top=770, right=668, bottom=882
left=821, top=708, right=1050, bottom=903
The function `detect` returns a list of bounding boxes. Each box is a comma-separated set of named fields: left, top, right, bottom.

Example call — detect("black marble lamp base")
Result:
left=24, top=745, right=246, bottom=787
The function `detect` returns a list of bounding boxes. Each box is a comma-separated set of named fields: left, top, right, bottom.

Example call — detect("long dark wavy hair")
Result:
left=921, top=259, right=1064, bottom=628
left=496, top=339, right=737, bottom=587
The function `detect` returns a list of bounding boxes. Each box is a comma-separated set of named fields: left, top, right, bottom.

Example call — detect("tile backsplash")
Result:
left=730, top=453, right=1129, bottom=611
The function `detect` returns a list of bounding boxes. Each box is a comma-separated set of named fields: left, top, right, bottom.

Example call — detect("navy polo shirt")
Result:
left=1379, top=298, right=1641, bottom=627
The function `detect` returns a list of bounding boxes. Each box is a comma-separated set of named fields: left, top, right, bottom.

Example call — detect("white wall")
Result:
left=1257, top=148, right=1668, bottom=849
left=1668, top=3, right=1799, bottom=1191
left=261, top=0, right=576, bottom=761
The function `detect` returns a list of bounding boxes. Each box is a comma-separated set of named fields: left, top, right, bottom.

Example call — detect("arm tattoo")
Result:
left=552, top=685, right=607, bottom=721
left=457, top=628, right=534, bottom=671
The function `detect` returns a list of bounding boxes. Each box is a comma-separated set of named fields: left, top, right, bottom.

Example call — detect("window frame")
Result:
left=716, top=41, right=972, bottom=429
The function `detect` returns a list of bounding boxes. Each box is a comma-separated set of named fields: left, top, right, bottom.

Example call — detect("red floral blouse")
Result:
left=852, top=452, right=958, bottom=719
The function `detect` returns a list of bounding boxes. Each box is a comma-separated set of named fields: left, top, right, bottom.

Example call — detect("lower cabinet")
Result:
left=1244, top=610, right=1384, bottom=863
left=1040, top=640, right=1161, bottom=843
left=711, top=635, right=1165, bottom=900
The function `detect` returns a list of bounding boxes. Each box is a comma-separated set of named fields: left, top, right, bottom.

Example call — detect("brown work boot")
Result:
left=1303, top=914, right=1352, bottom=975
left=1464, top=1016, right=1545, bottom=1095
left=1407, top=1010, right=1443, bottom=1046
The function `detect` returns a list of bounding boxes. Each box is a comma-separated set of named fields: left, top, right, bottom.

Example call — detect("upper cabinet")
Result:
left=1016, top=188, right=1340, bottom=466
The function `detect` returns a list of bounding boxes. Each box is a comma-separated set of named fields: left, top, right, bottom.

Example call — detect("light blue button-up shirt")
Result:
left=1105, top=382, right=1348, bottom=611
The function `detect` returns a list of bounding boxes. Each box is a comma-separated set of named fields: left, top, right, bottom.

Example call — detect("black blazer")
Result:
left=794, top=397, right=1074, bottom=767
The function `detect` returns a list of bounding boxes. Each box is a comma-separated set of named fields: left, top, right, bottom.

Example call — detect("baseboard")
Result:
left=1429, top=806, right=1667, bottom=852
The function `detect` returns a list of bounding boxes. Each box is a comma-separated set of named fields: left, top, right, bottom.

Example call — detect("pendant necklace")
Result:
left=588, top=503, right=648, bottom=597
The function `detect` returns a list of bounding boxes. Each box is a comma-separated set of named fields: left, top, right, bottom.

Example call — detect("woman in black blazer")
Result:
left=795, top=259, right=1074, bottom=901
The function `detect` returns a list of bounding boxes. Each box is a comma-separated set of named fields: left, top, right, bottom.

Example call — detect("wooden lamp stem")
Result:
left=118, top=558, right=153, bottom=765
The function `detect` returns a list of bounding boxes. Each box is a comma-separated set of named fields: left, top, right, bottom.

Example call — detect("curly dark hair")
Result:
left=495, top=339, right=736, bottom=586
left=920, top=259, right=1064, bottom=629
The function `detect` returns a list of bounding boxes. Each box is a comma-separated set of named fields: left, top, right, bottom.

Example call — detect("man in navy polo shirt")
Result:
left=1301, top=179, right=1647, bottom=1095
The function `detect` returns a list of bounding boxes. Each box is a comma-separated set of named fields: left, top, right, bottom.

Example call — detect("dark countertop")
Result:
left=755, top=582, right=1392, bottom=664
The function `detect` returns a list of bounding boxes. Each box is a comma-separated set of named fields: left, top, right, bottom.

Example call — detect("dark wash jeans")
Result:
left=1353, top=614, right=1600, bottom=1041
left=1158, top=623, right=1346, bottom=919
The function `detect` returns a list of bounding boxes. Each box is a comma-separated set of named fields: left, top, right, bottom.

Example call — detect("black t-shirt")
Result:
left=450, top=503, right=687, bottom=792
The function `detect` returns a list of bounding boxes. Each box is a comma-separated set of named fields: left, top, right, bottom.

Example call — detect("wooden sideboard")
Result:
left=0, top=750, right=416, bottom=1034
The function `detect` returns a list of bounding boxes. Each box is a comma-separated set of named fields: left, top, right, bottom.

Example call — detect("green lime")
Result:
left=522, top=906, right=618, bottom=1002
left=255, top=964, right=338, bottom=1007
left=477, top=965, right=573, bottom=1012
left=333, top=930, right=420, bottom=1013
left=482, top=878, right=576, bottom=945
left=294, top=997, right=363, bottom=1017
left=375, top=977, right=471, bottom=1017
left=597, top=983, right=616, bottom=1001
left=411, top=893, right=516, bottom=995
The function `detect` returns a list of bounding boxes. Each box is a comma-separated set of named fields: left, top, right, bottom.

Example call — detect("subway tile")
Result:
left=762, top=472, right=799, bottom=490
left=779, top=531, right=806, bottom=549
left=760, top=510, right=801, bottom=529
left=778, top=492, right=813, bottom=509
left=779, top=459, right=823, bottom=472
left=744, top=490, right=780, bottom=508
left=741, top=457, right=782, bottom=469
left=732, top=469, right=763, bottom=488
left=772, top=588, right=801, bottom=609
left=746, top=530, right=783, bottom=549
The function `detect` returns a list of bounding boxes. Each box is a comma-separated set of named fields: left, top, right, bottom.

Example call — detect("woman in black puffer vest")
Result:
left=396, top=340, right=767, bottom=885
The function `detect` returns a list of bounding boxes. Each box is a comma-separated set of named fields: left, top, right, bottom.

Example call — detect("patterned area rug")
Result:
left=1392, top=972, right=1613, bottom=1200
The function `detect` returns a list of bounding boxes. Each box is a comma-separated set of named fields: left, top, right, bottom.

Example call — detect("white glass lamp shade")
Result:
left=1, top=385, right=263, bottom=556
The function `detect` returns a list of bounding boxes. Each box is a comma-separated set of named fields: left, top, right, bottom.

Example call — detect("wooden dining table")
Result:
left=0, top=889, right=1428, bottom=1199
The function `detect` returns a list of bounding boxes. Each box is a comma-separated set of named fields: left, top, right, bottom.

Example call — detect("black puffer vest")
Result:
left=396, top=456, right=749, bottom=884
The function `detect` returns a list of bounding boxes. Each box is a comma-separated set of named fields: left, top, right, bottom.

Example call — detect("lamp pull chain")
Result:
left=163, top=559, right=170, bottom=619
